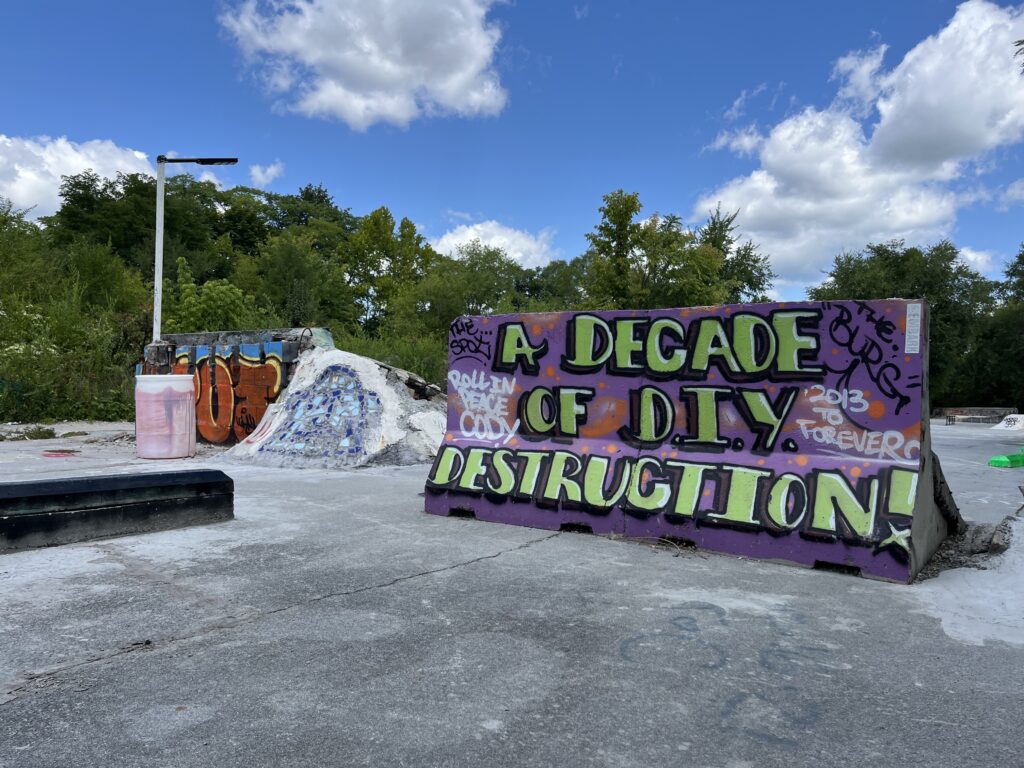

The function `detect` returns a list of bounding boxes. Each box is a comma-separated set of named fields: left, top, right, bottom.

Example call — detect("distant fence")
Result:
left=940, top=407, right=1017, bottom=426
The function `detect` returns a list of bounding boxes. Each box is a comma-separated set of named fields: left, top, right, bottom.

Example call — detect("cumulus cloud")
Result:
left=431, top=220, right=558, bottom=268
left=249, top=161, right=284, bottom=187
left=199, top=170, right=226, bottom=189
left=0, top=134, right=151, bottom=217
left=1001, top=178, right=1024, bottom=208
left=959, top=247, right=996, bottom=272
left=694, top=0, right=1024, bottom=287
left=221, top=0, right=507, bottom=131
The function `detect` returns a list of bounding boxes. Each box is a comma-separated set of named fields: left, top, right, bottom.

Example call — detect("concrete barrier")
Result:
left=0, top=469, right=234, bottom=553
left=425, top=300, right=959, bottom=582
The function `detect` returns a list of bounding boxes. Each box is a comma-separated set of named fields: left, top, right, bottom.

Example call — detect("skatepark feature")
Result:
left=227, top=347, right=445, bottom=469
left=426, top=300, right=962, bottom=582
left=143, top=329, right=446, bottom=469
left=0, top=469, right=233, bottom=553
left=992, top=414, right=1024, bottom=431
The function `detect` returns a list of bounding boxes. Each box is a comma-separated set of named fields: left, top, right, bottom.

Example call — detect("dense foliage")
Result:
left=0, top=171, right=1018, bottom=421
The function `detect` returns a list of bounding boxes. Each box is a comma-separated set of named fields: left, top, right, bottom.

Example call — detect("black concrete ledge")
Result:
left=0, top=470, right=234, bottom=554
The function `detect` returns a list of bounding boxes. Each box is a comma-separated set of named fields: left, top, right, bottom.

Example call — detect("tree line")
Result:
left=0, top=172, right=1020, bottom=422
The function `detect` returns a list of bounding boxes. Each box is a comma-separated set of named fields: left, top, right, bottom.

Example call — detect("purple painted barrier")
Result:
left=425, top=300, right=955, bottom=582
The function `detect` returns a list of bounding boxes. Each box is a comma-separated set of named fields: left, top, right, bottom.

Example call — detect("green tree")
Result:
left=582, top=193, right=773, bottom=309
left=698, top=205, right=775, bottom=302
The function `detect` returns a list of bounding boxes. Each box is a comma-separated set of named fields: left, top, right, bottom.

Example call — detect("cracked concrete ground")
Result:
left=0, top=422, right=1022, bottom=767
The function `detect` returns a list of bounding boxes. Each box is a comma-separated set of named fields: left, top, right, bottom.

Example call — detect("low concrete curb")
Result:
left=0, top=470, right=233, bottom=554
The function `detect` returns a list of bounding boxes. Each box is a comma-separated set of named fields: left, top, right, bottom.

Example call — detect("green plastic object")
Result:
left=989, top=453, right=1024, bottom=468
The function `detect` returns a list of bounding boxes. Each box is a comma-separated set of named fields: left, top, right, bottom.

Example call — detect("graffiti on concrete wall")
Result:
left=168, top=342, right=290, bottom=444
left=426, top=301, right=930, bottom=581
left=256, top=364, right=382, bottom=463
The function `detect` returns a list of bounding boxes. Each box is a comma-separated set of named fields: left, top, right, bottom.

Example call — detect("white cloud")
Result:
left=199, top=170, right=226, bottom=189
left=249, top=161, right=284, bottom=188
left=724, top=84, right=766, bottom=121
left=870, top=1, right=1024, bottom=169
left=0, top=134, right=151, bottom=217
left=431, top=220, right=558, bottom=268
left=707, top=125, right=765, bottom=157
left=694, top=0, right=1024, bottom=287
left=221, top=0, right=507, bottom=131
left=1001, top=178, right=1024, bottom=208
left=959, top=246, right=996, bottom=272
left=831, top=45, right=887, bottom=115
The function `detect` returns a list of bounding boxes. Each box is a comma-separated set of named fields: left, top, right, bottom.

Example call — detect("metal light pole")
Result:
left=152, top=155, right=238, bottom=341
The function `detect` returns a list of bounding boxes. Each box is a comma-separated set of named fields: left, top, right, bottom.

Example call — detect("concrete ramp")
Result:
left=227, top=348, right=445, bottom=469
left=991, top=414, right=1024, bottom=430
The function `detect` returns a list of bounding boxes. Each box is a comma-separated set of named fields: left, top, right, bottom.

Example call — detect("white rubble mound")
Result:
left=991, top=414, right=1024, bottom=430
left=226, top=347, right=445, bottom=468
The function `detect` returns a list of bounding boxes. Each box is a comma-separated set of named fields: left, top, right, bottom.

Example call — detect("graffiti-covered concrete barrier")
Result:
left=425, top=301, right=961, bottom=582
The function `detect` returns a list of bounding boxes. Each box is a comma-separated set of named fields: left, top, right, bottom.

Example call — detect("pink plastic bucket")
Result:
left=135, top=374, right=196, bottom=459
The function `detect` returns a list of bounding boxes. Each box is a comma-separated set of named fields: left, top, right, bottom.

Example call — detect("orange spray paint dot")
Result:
left=445, top=433, right=454, bottom=442
left=862, top=391, right=871, bottom=398
left=606, top=444, right=618, bottom=454
left=868, top=400, right=886, bottom=419
left=598, top=381, right=606, bottom=389
left=532, top=325, right=542, bottom=336
left=581, top=445, right=590, bottom=454
left=904, top=355, right=911, bottom=363
left=757, top=458, right=766, bottom=465
left=670, top=451, right=678, bottom=459
left=796, top=455, right=809, bottom=467
left=508, top=438, right=518, bottom=446
left=832, top=348, right=839, bottom=355
left=481, top=317, right=490, bottom=325
left=850, top=466, right=862, bottom=478
left=545, top=366, right=555, bottom=377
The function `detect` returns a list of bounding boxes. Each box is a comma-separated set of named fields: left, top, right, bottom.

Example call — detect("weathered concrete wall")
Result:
left=141, top=329, right=331, bottom=444
left=425, top=301, right=959, bottom=582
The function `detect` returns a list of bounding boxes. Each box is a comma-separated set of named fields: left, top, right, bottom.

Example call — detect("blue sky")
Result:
left=2, top=0, right=1023, bottom=298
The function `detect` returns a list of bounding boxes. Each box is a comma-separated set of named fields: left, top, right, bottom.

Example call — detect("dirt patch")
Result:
left=0, top=426, right=58, bottom=441
left=916, top=515, right=1017, bottom=581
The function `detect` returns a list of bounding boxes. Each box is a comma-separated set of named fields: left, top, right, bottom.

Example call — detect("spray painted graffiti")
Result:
left=448, top=370, right=520, bottom=444
left=426, top=300, right=939, bottom=581
left=449, top=317, right=493, bottom=363
left=257, top=364, right=381, bottom=463
left=166, top=342, right=290, bottom=444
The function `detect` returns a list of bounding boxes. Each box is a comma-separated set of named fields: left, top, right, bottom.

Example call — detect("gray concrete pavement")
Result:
left=0, top=421, right=1022, bottom=767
